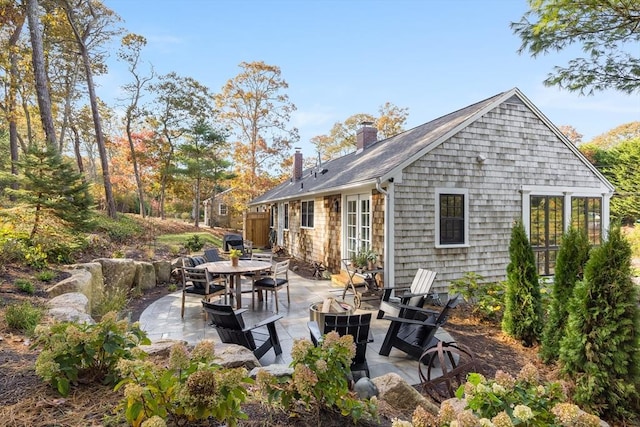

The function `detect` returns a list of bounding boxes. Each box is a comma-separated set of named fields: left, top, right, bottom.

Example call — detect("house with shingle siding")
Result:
left=248, top=88, right=614, bottom=294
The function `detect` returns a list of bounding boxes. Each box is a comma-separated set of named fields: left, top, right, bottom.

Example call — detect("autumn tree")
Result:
left=56, top=0, right=120, bottom=218
left=312, top=102, right=409, bottom=161
left=147, top=72, right=215, bottom=219
left=216, top=61, right=299, bottom=210
left=557, top=125, right=582, bottom=145
left=117, top=33, right=154, bottom=218
left=512, top=0, right=640, bottom=94
left=589, top=121, right=640, bottom=149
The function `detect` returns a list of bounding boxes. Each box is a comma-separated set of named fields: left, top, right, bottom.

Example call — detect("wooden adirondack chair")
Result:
left=202, top=301, right=283, bottom=360
left=308, top=313, right=373, bottom=381
left=379, top=296, right=459, bottom=359
left=377, top=268, right=438, bottom=319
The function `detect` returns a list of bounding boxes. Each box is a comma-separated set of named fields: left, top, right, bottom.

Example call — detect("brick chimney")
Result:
left=356, top=121, right=377, bottom=151
left=293, top=148, right=303, bottom=181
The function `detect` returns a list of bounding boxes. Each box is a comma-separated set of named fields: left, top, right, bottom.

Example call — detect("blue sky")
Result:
left=101, top=0, right=639, bottom=158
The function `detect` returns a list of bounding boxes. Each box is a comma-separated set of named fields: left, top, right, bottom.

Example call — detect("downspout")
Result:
left=376, top=178, right=393, bottom=288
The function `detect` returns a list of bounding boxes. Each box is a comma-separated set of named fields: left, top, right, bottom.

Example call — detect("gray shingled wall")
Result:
left=394, top=100, right=607, bottom=294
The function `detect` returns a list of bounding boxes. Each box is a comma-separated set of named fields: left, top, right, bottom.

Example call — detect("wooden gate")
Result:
left=243, top=212, right=269, bottom=248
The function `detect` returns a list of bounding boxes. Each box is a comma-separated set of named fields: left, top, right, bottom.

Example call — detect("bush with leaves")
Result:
left=449, top=272, right=504, bottom=322
left=559, top=226, right=640, bottom=421
left=4, top=301, right=43, bottom=335
left=256, top=332, right=377, bottom=423
left=184, top=234, right=204, bottom=252
left=33, top=312, right=150, bottom=396
left=540, top=227, right=591, bottom=364
left=115, top=340, right=251, bottom=427
left=442, top=363, right=603, bottom=426
left=502, top=220, right=543, bottom=346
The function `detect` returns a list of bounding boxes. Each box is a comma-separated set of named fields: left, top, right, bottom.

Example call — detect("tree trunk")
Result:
left=80, top=47, right=116, bottom=218
left=8, top=14, right=24, bottom=196
left=26, top=0, right=57, bottom=148
left=194, top=178, right=200, bottom=228
left=70, top=124, right=84, bottom=173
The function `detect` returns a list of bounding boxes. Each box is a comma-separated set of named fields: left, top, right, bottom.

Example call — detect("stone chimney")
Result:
left=293, top=148, right=303, bottom=181
left=356, top=121, right=377, bottom=151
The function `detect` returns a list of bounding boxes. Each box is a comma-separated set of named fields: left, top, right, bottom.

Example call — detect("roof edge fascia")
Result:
left=248, top=179, right=379, bottom=206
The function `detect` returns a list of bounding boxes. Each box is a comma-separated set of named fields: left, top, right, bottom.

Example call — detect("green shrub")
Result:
left=540, top=228, right=591, bottom=364
left=15, top=278, right=35, bottom=295
left=92, top=286, right=130, bottom=319
left=33, top=312, right=150, bottom=397
left=502, top=220, right=543, bottom=346
left=446, top=364, right=603, bottom=426
left=35, top=270, right=56, bottom=282
left=91, top=212, right=143, bottom=244
left=559, top=226, right=640, bottom=421
left=4, top=301, right=43, bottom=335
left=115, top=340, right=250, bottom=427
left=184, top=234, right=204, bottom=252
left=256, top=333, right=377, bottom=423
left=167, top=283, right=177, bottom=292
left=449, top=272, right=504, bottom=322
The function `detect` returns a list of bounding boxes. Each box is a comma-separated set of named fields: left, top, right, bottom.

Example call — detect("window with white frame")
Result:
left=284, top=203, right=289, bottom=230
left=219, top=203, right=228, bottom=216
left=301, top=200, right=314, bottom=228
left=530, top=195, right=564, bottom=276
left=571, top=197, right=602, bottom=245
left=270, top=204, right=278, bottom=228
left=435, top=188, right=469, bottom=247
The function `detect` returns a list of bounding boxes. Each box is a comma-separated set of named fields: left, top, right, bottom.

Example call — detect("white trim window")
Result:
left=435, top=188, right=469, bottom=248
left=301, top=200, right=314, bottom=228
left=219, top=203, right=228, bottom=216
left=284, top=203, right=289, bottom=230
left=270, top=204, right=278, bottom=228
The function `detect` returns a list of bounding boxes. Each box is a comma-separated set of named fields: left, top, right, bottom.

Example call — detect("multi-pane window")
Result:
left=270, top=204, right=277, bottom=228
left=530, top=195, right=564, bottom=276
left=301, top=200, right=314, bottom=228
left=439, top=193, right=465, bottom=245
left=219, top=204, right=228, bottom=216
left=571, top=197, right=601, bottom=245
left=284, top=203, right=289, bottom=230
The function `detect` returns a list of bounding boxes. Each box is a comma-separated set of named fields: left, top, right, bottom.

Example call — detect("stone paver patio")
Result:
left=140, top=269, right=452, bottom=385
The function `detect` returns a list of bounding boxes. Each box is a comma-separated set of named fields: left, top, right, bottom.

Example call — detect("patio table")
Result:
left=199, top=260, right=272, bottom=309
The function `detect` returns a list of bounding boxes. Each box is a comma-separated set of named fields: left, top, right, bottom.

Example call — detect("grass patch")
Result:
left=5, top=301, right=43, bottom=335
left=156, top=232, right=221, bottom=253
left=15, top=279, right=35, bottom=295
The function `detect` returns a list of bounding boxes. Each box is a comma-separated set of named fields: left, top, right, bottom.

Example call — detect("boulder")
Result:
left=47, top=292, right=94, bottom=324
left=354, top=377, right=378, bottom=400
left=372, top=372, right=439, bottom=415
left=214, top=344, right=261, bottom=370
left=95, top=258, right=137, bottom=292
left=134, top=261, right=157, bottom=291
left=249, top=364, right=293, bottom=379
left=46, top=262, right=104, bottom=311
left=153, top=260, right=172, bottom=284
left=140, top=339, right=187, bottom=357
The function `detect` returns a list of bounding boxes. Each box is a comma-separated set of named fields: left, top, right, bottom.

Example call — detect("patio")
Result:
left=139, top=269, right=453, bottom=386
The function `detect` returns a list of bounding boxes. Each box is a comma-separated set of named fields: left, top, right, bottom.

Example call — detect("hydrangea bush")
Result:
left=256, top=332, right=378, bottom=423
left=115, top=340, right=251, bottom=427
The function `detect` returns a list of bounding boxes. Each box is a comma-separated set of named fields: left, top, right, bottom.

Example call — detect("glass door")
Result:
left=345, top=194, right=371, bottom=261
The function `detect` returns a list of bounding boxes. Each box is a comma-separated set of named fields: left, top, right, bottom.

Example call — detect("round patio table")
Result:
left=199, top=260, right=271, bottom=309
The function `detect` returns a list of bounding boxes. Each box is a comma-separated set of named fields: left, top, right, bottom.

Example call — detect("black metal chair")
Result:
left=308, top=313, right=373, bottom=381
left=379, top=296, right=459, bottom=359
left=202, top=301, right=283, bottom=360
left=181, top=266, right=229, bottom=318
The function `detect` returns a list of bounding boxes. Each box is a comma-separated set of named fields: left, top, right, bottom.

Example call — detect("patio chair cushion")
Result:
left=253, top=277, right=288, bottom=288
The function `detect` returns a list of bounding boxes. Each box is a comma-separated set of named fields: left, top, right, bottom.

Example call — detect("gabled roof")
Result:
left=249, top=88, right=613, bottom=205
